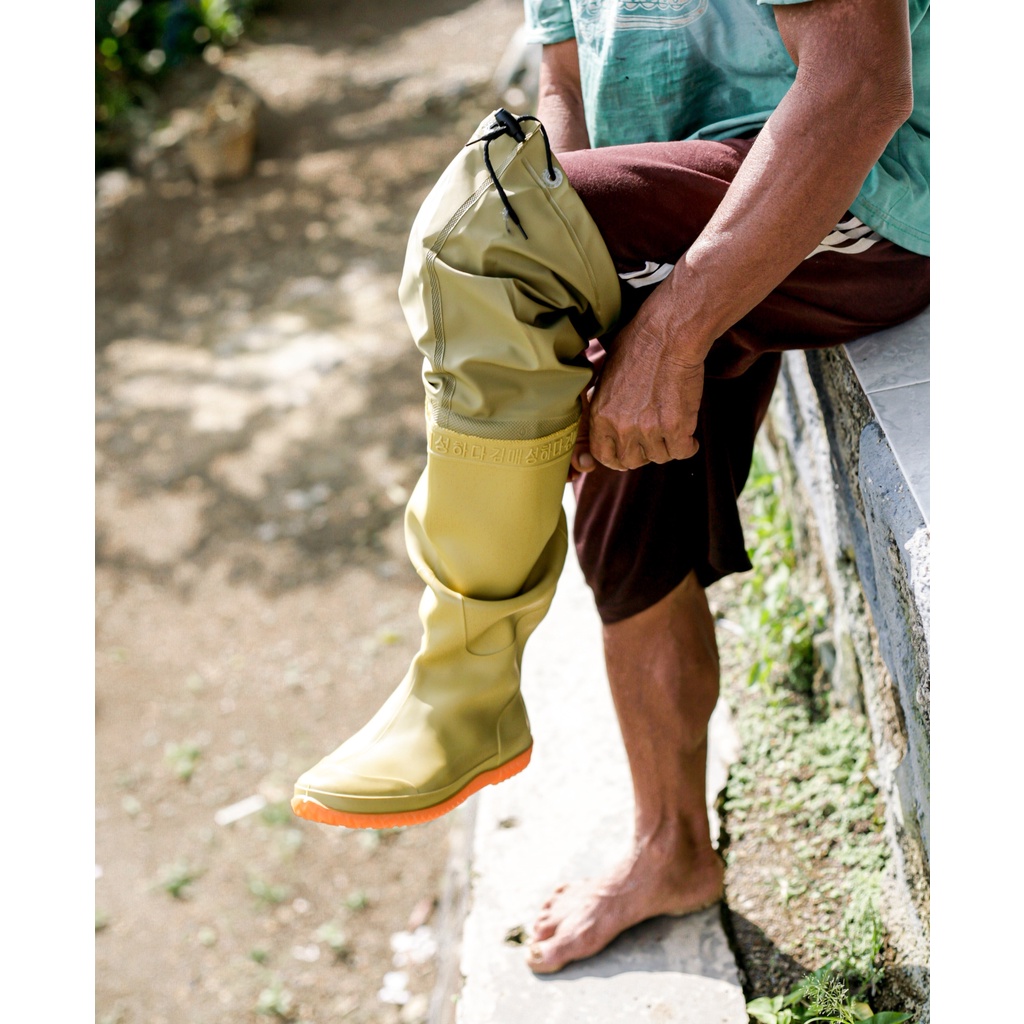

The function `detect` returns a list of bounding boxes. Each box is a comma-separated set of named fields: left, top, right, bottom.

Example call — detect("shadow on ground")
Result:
left=96, top=0, right=527, bottom=599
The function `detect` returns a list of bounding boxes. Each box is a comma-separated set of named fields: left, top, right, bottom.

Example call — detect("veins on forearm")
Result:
left=660, top=78, right=907, bottom=361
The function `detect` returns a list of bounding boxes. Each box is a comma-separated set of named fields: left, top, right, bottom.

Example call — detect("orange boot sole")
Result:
left=290, top=745, right=532, bottom=829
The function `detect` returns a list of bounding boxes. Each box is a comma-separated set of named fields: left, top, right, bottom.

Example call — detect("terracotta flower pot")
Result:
left=185, top=82, right=258, bottom=184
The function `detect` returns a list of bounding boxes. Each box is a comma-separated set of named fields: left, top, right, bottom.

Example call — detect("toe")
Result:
left=526, top=942, right=561, bottom=974
left=530, top=915, right=557, bottom=941
left=526, top=934, right=589, bottom=975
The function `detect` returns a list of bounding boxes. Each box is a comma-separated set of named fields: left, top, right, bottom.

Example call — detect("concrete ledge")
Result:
left=766, top=310, right=930, bottom=1020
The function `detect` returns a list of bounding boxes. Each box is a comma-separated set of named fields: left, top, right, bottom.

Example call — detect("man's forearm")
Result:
left=536, top=39, right=591, bottom=154
left=637, top=0, right=914, bottom=366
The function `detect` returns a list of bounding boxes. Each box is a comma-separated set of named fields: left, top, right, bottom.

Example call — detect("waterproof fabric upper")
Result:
left=398, top=118, right=621, bottom=441
left=524, top=0, right=930, bottom=255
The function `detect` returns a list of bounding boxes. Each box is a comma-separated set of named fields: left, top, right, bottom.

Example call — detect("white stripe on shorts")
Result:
left=619, top=214, right=883, bottom=289
left=619, top=260, right=675, bottom=288
left=804, top=215, right=882, bottom=259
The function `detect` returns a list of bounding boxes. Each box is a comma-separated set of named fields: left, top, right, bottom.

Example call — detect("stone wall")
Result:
left=766, top=344, right=930, bottom=1020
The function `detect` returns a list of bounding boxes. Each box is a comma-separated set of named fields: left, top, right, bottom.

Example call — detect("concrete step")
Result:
left=434, top=492, right=748, bottom=1024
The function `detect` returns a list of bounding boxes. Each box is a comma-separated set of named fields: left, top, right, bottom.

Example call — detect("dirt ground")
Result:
left=95, top=3, right=898, bottom=1021
left=95, top=3, right=525, bottom=1022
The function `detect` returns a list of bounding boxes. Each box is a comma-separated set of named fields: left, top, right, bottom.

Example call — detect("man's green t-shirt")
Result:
left=524, top=0, right=930, bottom=256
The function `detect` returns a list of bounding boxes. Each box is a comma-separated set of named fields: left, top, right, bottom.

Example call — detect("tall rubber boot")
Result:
left=292, top=111, right=620, bottom=828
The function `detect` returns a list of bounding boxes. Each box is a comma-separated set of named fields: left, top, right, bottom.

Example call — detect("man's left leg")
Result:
left=528, top=346, right=784, bottom=972
left=528, top=569, right=723, bottom=973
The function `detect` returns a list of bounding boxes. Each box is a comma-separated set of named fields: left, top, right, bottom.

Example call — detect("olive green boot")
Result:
left=292, top=111, right=620, bottom=828
left=292, top=419, right=576, bottom=827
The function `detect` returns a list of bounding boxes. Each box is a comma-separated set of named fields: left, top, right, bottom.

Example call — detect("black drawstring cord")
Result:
left=482, top=136, right=528, bottom=239
left=514, top=115, right=557, bottom=184
left=466, top=108, right=559, bottom=241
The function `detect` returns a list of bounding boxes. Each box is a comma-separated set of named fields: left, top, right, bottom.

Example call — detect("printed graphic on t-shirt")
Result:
left=574, top=0, right=708, bottom=43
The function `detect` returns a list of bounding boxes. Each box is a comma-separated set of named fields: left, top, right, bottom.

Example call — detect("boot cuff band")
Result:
left=425, top=418, right=578, bottom=468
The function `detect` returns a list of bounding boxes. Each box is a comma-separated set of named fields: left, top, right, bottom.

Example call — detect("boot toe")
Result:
left=294, top=759, right=418, bottom=802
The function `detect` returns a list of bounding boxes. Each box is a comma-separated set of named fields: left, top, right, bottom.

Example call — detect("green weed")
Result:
left=249, top=875, right=289, bottom=905
left=747, top=966, right=911, bottom=1023
left=344, top=888, right=369, bottom=911
left=164, top=740, right=203, bottom=782
left=157, top=859, right=203, bottom=899
left=314, top=921, right=351, bottom=961
left=737, top=451, right=827, bottom=698
left=255, top=976, right=296, bottom=1019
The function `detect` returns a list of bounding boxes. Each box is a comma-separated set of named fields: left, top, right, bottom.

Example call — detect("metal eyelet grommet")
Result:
left=542, top=167, right=563, bottom=189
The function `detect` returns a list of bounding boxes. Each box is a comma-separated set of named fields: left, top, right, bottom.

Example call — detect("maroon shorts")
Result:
left=559, top=138, right=930, bottom=624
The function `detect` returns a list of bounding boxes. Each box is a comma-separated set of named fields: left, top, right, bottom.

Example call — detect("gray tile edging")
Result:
left=843, top=308, right=930, bottom=525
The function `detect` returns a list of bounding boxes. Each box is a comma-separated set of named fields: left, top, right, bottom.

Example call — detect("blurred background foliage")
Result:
left=96, top=0, right=265, bottom=167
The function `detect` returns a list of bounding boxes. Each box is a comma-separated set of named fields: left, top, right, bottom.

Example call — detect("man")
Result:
left=292, top=0, right=929, bottom=977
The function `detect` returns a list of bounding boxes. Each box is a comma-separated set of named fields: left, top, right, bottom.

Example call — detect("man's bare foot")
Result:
left=525, top=573, right=725, bottom=974
left=526, top=835, right=725, bottom=974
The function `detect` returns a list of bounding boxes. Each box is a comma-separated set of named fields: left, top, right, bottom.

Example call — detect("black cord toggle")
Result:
left=494, top=108, right=527, bottom=143
left=464, top=109, right=559, bottom=241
